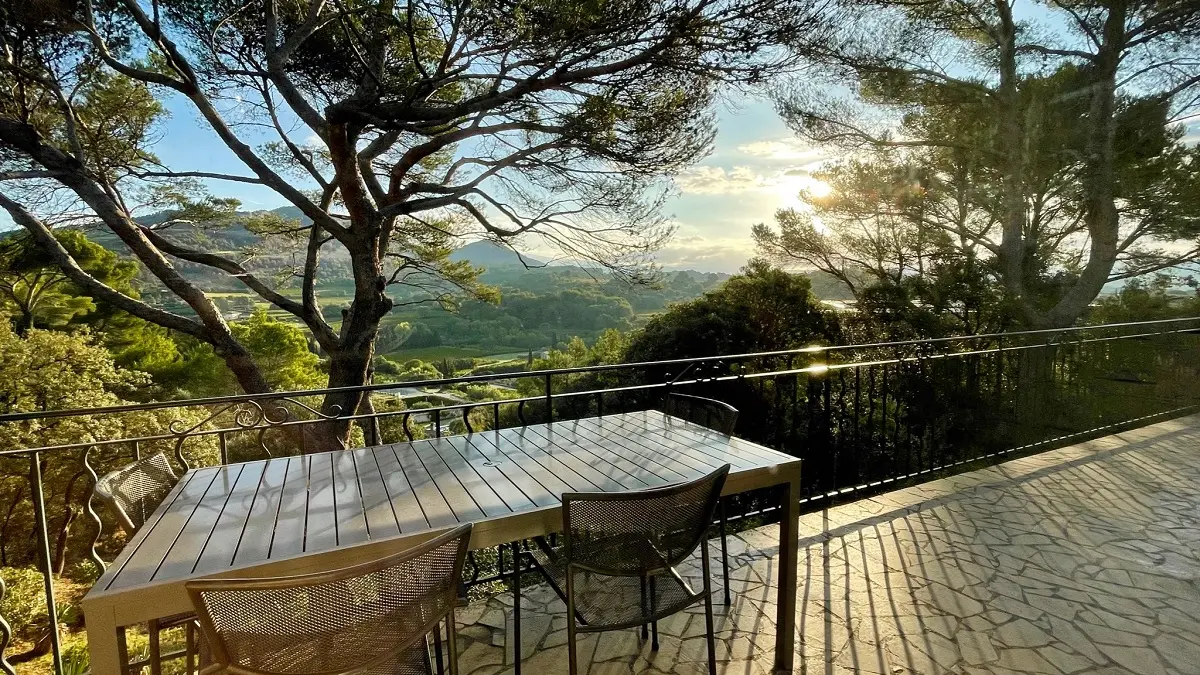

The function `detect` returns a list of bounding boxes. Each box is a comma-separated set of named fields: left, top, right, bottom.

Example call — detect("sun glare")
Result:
left=807, top=179, right=833, bottom=198
left=776, top=175, right=833, bottom=209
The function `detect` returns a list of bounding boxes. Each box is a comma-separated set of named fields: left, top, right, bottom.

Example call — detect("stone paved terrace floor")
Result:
left=451, top=414, right=1200, bottom=675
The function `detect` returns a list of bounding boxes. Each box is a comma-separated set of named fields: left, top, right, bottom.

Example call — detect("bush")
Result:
left=1, top=566, right=49, bottom=638
left=64, top=559, right=101, bottom=585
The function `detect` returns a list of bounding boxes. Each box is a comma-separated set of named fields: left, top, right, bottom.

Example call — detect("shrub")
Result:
left=1, top=566, right=49, bottom=638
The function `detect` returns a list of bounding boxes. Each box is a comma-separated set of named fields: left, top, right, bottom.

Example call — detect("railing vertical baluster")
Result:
left=835, top=369, right=847, bottom=486
left=995, top=337, right=1005, bottom=432
left=544, top=373, right=553, bottom=423
left=866, top=367, right=877, bottom=481
left=824, top=370, right=836, bottom=491
left=773, top=358, right=784, bottom=450
left=403, top=412, right=414, bottom=442
left=463, top=406, right=474, bottom=434
left=132, top=439, right=141, bottom=460
left=493, top=402, right=501, bottom=430
left=853, top=367, right=862, bottom=481
left=804, top=373, right=817, bottom=466
left=174, top=435, right=191, bottom=472
left=880, top=364, right=890, bottom=476
left=434, top=409, right=442, bottom=438
left=29, top=452, right=63, bottom=675
left=789, top=359, right=799, bottom=452
left=219, top=431, right=230, bottom=465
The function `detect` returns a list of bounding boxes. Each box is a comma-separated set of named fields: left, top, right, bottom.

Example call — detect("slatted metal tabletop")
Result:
left=84, top=410, right=803, bottom=675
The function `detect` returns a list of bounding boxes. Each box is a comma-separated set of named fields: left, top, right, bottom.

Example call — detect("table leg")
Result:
left=85, top=606, right=122, bottom=675
left=774, top=468, right=801, bottom=673
left=512, top=542, right=522, bottom=675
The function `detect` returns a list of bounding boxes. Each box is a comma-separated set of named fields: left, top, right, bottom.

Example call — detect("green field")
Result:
left=383, top=345, right=498, bottom=360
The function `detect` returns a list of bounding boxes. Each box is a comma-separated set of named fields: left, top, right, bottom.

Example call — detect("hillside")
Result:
left=450, top=240, right=546, bottom=268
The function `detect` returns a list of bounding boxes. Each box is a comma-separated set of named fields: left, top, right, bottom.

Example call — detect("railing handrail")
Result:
left=0, top=315, right=1196, bottom=426
left=7, top=321, right=1198, bottom=458
left=6, top=314, right=1200, bottom=675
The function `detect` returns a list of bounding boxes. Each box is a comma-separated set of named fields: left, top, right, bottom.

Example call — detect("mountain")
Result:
left=449, top=240, right=545, bottom=268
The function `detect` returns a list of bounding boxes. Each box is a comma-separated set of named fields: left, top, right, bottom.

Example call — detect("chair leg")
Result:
left=719, top=499, right=731, bottom=606
left=649, top=575, right=659, bottom=651
left=447, top=609, right=460, bottom=675
left=565, top=568, right=579, bottom=675
left=117, top=626, right=131, bottom=675
left=701, top=545, right=718, bottom=675
left=639, top=576, right=649, bottom=639
left=512, top=542, right=522, bottom=675
left=148, top=618, right=162, bottom=675
left=433, top=626, right=445, bottom=675
left=185, top=621, right=195, bottom=675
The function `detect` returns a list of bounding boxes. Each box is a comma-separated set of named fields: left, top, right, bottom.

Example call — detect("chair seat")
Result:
left=529, top=546, right=702, bottom=631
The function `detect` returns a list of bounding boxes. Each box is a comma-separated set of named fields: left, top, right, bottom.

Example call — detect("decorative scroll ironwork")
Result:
left=81, top=446, right=107, bottom=576
left=0, top=572, right=14, bottom=675
left=168, top=398, right=345, bottom=468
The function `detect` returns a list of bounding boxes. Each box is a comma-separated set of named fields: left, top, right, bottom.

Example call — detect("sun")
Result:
left=806, top=179, right=833, bottom=199
left=775, top=175, right=833, bottom=209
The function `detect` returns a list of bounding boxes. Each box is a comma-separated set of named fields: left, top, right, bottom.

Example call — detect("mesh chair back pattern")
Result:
left=187, top=523, right=472, bottom=675
left=563, top=465, right=729, bottom=576
left=663, top=394, right=738, bottom=435
left=94, top=452, right=178, bottom=534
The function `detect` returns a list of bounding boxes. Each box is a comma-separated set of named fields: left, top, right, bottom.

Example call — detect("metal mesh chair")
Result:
left=94, top=452, right=178, bottom=534
left=664, top=393, right=738, bottom=436
left=522, top=465, right=729, bottom=675
left=94, top=452, right=200, bottom=675
left=187, top=523, right=473, bottom=675
left=663, top=393, right=739, bottom=605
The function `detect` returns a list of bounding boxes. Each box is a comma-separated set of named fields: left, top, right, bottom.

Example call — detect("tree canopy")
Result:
left=624, top=260, right=841, bottom=362
left=758, top=0, right=1200, bottom=329
left=0, top=0, right=832, bottom=444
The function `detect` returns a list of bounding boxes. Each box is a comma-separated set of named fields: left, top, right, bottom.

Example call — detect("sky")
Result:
left=130, top=91, right=826, bottom=275
left=7, top=0, right=1195, bottom=276
left=655, top=98, right=834, bottom=273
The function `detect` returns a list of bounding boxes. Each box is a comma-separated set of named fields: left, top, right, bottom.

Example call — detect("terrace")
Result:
left=2, top=318, right=1200, bottom=675
left=448, top=414, right=1200, bottom=675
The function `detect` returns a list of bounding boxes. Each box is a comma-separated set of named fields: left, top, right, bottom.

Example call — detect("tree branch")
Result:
left=0, top=194, right=210, bottom=340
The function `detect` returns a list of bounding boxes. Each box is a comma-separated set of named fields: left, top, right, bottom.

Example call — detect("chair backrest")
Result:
left=663, top=393, right=738, bottom=435
left=187, top=523, right=473, bottom=675
left=93, top=452, right=178, bottom=534
left=562, top=465, right=729, bottom=576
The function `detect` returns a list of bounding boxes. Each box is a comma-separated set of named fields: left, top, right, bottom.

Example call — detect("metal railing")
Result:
left=3, top=316, right=1200, bottom=674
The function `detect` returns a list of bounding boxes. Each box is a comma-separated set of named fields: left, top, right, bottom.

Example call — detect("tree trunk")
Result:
left=212, top=333, right=275, bottom=395
left=52, top=471, right=86, bottom=574
left=1035, top=4, right=1125, bottom=329
left=1, top=484, right=25, bottom=566
left=314, top=248, right=393, bottom=449
left=52, top=507, right=77, bottom=575
left=318, top=343, right=379, bottom=450
left=357, top=389, right=382, bottom=447
left=994, top=4, right=1028, bottom=310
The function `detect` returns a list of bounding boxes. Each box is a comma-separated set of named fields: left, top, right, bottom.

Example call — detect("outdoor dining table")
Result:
left=82, top=409, right=803, bottom=675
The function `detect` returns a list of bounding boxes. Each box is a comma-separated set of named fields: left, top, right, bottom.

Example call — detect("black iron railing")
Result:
left=3, top=316, right=1200, bottom=674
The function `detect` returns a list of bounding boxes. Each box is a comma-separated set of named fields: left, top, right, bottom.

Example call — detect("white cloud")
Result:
left=651, top=226, right=757, bottom=272
left=673, top=165, right=772, bottom=195
left=655, top=242, right=755, bottom=273
left=736, top=138, right=828, bottom=163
